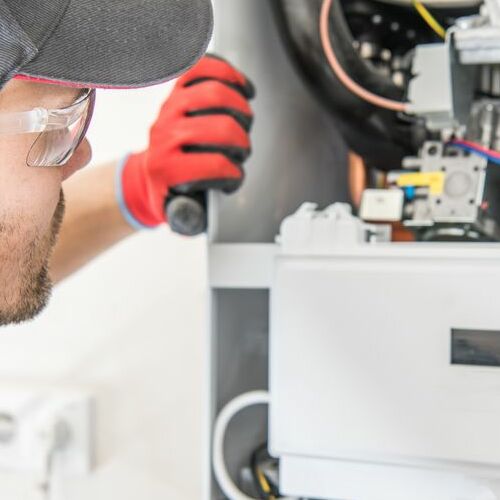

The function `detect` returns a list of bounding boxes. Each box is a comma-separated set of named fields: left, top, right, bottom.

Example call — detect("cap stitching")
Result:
left=33, top=0, right=72, bottom=55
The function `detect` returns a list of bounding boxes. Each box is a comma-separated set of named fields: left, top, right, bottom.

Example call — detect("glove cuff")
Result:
left=116, top=154, right=159, bottom=230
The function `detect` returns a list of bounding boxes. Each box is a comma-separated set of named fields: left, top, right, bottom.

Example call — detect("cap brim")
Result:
left=16, top=0, right=213, bottom=89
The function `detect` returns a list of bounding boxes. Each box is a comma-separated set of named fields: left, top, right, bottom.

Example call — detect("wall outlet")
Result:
left=0, top=387, right=94, bottom=476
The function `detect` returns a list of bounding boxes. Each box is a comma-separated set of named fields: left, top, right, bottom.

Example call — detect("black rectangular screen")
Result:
left=452, top=328, right=500, bottom=367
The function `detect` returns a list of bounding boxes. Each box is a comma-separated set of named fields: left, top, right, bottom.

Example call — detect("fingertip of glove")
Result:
left=241, top=79, right=256, bottom=100
left=200, top=53, right=256, bottom=99
left=222, top=173, right=246, bottom=194
left=205, top=53, right=227, bottom=63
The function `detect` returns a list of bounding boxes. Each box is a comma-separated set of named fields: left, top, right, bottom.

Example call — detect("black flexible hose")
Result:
left=270, top=0, right=420, bottom=170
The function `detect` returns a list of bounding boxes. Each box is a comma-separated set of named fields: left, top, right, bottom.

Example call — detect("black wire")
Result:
left=250, top=443, right=269, bottom=499
left=250, top=443, right=281, bottom=499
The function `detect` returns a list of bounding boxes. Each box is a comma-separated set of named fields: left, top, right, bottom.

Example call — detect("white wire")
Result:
left=213, top=391, right=271, bottom=500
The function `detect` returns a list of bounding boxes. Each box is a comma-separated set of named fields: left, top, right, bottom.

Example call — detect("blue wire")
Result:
left=451, top=142, right=500, bottom=165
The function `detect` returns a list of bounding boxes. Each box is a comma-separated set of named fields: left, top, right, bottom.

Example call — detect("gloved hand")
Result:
left=117, top=54, right=255, bottom=230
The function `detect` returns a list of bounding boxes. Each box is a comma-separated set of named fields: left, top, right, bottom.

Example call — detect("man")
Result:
left=0, top=0, right=254, bottom=326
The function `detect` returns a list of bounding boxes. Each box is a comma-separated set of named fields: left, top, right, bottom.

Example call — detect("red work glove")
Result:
left=117, top=54, right=255, bottom=230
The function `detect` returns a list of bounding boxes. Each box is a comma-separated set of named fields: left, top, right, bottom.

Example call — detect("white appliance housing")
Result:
left=270, top=204, right=500, bottom=500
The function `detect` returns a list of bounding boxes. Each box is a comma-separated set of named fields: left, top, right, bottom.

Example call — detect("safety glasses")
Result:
left=0, top=88, right=96, bottom=167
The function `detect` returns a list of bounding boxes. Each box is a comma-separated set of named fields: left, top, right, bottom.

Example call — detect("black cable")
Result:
left=250, top=443, right=269, bottom=499
left=250, top=443, right=281, bottom=499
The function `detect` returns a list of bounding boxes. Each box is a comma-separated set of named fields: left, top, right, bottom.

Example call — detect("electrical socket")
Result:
left=0, top=387, right=94, bottom=476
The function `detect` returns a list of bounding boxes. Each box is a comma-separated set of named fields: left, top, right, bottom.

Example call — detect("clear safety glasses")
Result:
left=0, top=88, right=96, bottom=167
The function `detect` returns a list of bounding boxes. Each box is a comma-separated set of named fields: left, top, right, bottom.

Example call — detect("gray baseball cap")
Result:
left=0, top=0, right=213, bottom=89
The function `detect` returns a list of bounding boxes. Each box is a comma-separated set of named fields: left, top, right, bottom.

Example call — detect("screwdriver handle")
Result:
left=165, top=193, right=207, bottom=236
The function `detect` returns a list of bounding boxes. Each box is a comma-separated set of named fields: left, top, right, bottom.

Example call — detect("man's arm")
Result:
left=50, top=162, right=135, bottom=283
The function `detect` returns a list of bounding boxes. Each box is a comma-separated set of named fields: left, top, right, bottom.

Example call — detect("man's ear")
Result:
left=61, top=139, right=92, bottom=182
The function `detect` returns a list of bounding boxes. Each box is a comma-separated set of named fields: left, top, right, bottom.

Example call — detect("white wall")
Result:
left=0, top=82, right=207, bottom=499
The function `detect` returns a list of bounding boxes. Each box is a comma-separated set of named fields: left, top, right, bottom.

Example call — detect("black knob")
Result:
left=165, top=194, right=207, bottom=236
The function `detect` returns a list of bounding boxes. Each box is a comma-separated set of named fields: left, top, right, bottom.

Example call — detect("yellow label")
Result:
left=396, top=172, right=445, bottom=195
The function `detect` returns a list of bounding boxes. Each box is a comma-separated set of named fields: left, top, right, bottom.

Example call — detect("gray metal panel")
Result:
left=209, top=0, right=349, bottom=244
left=210, top=289, right=270, bottom=499
left=208, top=244, right=276, bottom=289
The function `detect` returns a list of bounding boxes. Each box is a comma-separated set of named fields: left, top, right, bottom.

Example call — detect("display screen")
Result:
left=452, top=329, right=500, bottom=367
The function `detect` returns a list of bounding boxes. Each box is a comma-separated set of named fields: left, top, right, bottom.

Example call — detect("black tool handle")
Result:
left=165, top=193, right=207, bottom=236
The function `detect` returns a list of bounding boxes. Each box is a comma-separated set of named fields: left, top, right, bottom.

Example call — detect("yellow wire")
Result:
left=256, top=467, right=276, bottom=500
left=412, top=0, right=446, bottom=39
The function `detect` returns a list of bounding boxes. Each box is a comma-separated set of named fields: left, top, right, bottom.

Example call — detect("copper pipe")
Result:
left=348, top=151, right=367, bottom=208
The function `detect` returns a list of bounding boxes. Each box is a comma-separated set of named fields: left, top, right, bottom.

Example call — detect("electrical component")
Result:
left=360, top=189, right=404, bottom=221
left=407, top=42, right=476, bottom=130
left=396, top=171, right=445, bottom=195
left=454, top=0, right=500, bottom=64
left=278, top=202, right=391, bottom=255
left=361, top=141, right=499, bottom=240
left=0, top=388, right=93, bottom=500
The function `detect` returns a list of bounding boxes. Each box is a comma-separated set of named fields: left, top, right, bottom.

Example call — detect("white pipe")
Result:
left=212, top=391, right=270, bottom=500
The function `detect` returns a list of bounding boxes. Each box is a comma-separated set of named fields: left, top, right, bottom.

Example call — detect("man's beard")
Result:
left=0, top=191, right=65, bottom=326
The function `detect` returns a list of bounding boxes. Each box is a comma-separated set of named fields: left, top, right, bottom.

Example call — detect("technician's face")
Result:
left=0, top=80, right=92, bottom=326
